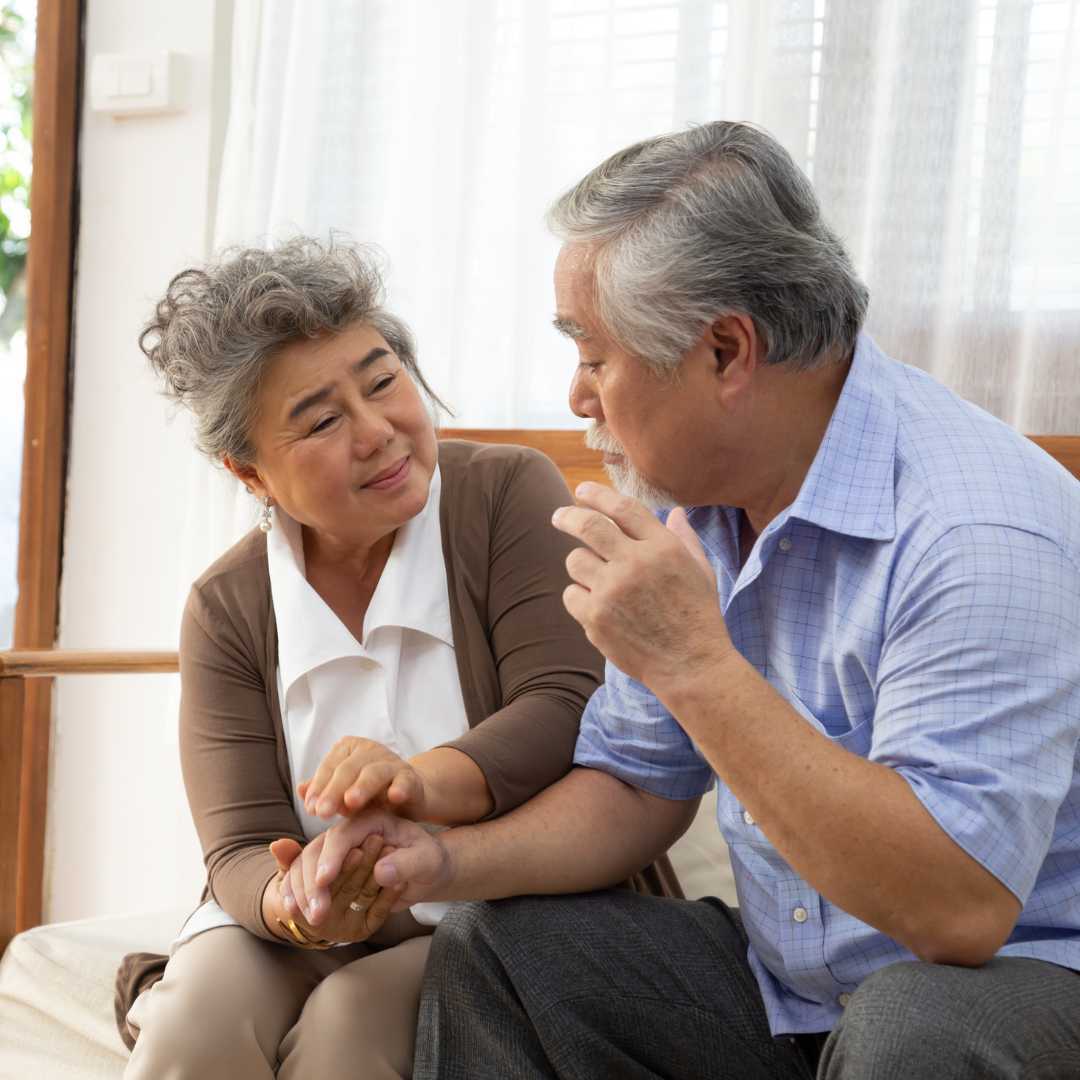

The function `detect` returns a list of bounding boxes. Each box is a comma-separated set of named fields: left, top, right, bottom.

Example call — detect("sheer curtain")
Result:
left=188, top=0, right=1080, bottom=581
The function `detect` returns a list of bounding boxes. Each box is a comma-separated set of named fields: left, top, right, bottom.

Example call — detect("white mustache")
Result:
left=584, top=425, right=624, bottom=456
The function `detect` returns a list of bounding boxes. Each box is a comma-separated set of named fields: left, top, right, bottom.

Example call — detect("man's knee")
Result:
left=432, top=897, right=563, bottom=966
left=821, top=960, right=1009, bottom=1080
left=426, top=895, right=599, bottom=1016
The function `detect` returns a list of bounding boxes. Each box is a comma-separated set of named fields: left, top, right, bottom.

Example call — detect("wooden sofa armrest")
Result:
left=0, top=650, right=178, bottom=953
left=0, top=651, right=179, bottom=677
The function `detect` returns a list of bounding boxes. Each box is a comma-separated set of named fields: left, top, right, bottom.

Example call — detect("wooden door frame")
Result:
left=1, top=0, right=83, bottom=948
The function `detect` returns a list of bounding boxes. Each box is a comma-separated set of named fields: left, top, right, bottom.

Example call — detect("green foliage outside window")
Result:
left=0, top=0, right=32, bottom=344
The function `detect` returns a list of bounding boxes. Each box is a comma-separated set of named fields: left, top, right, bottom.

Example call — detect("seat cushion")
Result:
left=0, top=909, right=186, bottom=1080
left=668, top=786, right=737, bottom=904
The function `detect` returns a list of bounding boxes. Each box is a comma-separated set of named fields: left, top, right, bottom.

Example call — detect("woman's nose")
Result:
left=351, top=410, right=395, bottom=457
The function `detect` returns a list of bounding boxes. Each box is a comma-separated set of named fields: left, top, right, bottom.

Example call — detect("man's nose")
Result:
left=569, top=367, right=602, bottom=422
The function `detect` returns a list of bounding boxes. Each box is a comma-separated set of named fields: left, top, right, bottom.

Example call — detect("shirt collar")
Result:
left=364, top=464, right=454, bottom=646
left=267, top=464, right=453, bottom=698
left=783, top=334, right=898, bottom=541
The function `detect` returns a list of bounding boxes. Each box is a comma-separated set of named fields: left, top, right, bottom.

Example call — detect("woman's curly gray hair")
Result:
left=140, top=237, right=445, bottom=465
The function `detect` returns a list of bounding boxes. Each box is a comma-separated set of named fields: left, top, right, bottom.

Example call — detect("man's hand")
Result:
left=289, top=811, right=453, bottom=920
left=269, top=834, right=402, bottom=942
left=552, top=482, right=732, bottom=696
left=299, top=736, right=427, bottom=821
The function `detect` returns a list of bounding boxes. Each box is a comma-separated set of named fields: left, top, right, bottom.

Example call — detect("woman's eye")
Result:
left=371, top=374, right=396, bottom=394
left=310, top=416, right=337, bottom=434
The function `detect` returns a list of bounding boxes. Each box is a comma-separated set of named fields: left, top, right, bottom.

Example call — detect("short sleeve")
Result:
left=872, top=523, right=1080, bottom=904
left=574, top=660, right=714, bottom=800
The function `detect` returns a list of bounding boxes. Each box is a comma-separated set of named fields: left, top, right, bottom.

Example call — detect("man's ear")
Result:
left=707, top=314, right=760, bottom=402
left=223, top=455, right=266, bottom=498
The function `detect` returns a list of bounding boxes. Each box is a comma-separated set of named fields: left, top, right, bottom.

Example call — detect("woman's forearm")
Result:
left=410, top=746, right=495, bottom=824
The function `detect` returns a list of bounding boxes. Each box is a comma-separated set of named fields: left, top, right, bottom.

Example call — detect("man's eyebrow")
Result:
left=552, top=316, right=589, bottom=341
left=286, top=347, right=391, bottom=421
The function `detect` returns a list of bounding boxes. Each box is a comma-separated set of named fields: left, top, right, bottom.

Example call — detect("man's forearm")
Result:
left=433, top=766, right=697, bottom=901
left=663, top=651, right=1020, bottom=965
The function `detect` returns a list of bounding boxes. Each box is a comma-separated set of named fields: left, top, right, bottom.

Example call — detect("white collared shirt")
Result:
left=175, top=465, right=468, bottom=948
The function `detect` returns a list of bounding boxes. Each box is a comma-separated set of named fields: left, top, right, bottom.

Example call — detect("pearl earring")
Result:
left=259, top=496, right=273, bottom=533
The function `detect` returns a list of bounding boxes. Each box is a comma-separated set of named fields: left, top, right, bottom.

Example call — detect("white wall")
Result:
left=46, top=0, right=234, bottom=922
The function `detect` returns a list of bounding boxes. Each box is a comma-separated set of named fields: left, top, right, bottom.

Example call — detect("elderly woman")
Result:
left=116, top=238, right=676, bottom=1080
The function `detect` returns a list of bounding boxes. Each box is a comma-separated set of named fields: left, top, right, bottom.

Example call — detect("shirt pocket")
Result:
left=784, top=686, right=873, bottom=760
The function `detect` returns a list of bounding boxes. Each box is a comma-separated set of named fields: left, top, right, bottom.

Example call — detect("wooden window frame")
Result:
left=0, top=0, right=82, bottom=952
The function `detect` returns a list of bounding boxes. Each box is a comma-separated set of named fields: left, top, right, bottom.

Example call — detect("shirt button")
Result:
left=742, top=810, right=755, bottom=826
left=778, top=537, right=792, bottom=553
left=838, top=993, right=852, bottom=1007
left=792, top=906, right=809, bottom=924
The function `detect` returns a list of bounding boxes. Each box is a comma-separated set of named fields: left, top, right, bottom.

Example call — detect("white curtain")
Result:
left=188, top=0, right=1080, bottom=583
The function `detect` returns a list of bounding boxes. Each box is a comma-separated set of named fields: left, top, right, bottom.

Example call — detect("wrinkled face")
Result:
left=243, top=321, right=438, bottom=550
left=554, top=244, right=723, bottom=509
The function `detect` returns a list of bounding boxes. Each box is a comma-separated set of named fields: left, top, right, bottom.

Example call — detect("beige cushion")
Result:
left=0, top=909, right=184, bottom=1080
left=668, top=786, right=737, bottom=904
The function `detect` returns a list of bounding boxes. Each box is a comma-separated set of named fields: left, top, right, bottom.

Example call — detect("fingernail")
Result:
left=282, top=894, right=295, bottom=912
left=551, top=508, right=565, bottom=525
left=378, top=862, right=398, bottom=885
left=316, top=862, right=329, bottom=883
left=317, top=800, right=333, bottom=817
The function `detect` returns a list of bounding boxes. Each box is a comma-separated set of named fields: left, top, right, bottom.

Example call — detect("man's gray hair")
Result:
left=140, top=236, right=445, bottom=465
left=546, top=121, right=868, bottom=372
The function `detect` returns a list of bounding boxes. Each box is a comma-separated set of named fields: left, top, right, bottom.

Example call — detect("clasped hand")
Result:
left=279, top=811, right=452, bottom=928
left=269, top=834, right=401, bottom=943
left=275, top=736, right=448, bottom=929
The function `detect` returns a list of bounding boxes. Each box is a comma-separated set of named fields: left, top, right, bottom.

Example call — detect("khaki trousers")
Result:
left=123, top=925, right=432, bottom=1079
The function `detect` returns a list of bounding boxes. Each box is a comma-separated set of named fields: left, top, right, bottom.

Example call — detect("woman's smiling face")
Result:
left=237, top=320, right=438, bottom=552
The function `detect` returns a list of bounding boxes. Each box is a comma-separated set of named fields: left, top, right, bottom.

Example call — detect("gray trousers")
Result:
left=414, top=890, right=1080, bottom=1080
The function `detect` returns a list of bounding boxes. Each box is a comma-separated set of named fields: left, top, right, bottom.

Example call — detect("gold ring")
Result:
left=348, top=901, right=363, bottom=913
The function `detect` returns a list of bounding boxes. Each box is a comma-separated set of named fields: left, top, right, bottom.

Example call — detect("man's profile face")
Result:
left=552, top=243, right=722, bottom=508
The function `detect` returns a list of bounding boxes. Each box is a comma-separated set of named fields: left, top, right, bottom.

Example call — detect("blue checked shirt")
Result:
left=574, top=334, right=1080, bottom=1035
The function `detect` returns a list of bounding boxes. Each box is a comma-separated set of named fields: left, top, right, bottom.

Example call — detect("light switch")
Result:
left=89, top=52, right=182, bottom=117
left=118, top=62, right=152, bottom=97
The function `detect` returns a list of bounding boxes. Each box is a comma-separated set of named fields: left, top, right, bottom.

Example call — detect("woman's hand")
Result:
left=268, top=835, right=402, bottom=943
left=299, top=737, right=427, bottom=821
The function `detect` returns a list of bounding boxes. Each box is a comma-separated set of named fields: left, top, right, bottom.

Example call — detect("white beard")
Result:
left=584, top=424, right=679, bottom=512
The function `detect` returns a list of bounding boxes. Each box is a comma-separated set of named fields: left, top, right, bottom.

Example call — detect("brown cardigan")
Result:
left=115, top=440, right=680, bottom=1043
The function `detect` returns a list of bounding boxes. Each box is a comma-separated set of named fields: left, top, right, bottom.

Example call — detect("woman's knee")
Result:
left=280, top=940, right=430, bottom=1078
left=125, top=973, right=270, bottom=1078
left=124, top=929, right=312, bottom=1079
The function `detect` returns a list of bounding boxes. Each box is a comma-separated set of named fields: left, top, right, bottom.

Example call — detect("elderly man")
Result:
left=312, top=122, right=1080, bottom=1078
